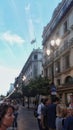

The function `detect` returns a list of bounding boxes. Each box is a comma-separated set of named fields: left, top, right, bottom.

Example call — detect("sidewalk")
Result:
left=8, top=105, right=38, bottom=130
left=17, top=105, right=38, bottom=130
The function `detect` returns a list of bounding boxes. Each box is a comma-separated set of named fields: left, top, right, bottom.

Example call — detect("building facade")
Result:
left=8, top=83, right=14, bottom=93
left=42, top=0, right=73, bottom=104
left=16, top=48, right=43, bottom=86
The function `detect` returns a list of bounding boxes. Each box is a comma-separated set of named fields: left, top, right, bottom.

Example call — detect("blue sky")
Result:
left=0, top=0, right=62, bottom=95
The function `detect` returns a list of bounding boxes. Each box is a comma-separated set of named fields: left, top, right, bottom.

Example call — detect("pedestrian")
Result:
left=47, top=96, right=60, bottom=130
left=62, top=108, right=73, bottom=130
left=56, top=102, right=64, bottom=130
left=61, top=107, right=67, bottom=130
left=12, top=101, right=19, bottom=128
left=37, top=98, right=45, bottom=130
left=0, top=103, right=14, bottom=130
left=69, top=95, right=73, bottom=108
left=41, top=97, right=51, bottom=130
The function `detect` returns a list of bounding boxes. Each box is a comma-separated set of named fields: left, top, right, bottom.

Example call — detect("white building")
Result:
left=18, top=48, right=43, bottom=85
left=8, top=83, right=14, bottom=93
left=42, top=0, right=73, bottom=103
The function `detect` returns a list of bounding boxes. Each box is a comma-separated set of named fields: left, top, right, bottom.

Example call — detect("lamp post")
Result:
left=46, top=38, right=61, bottom=101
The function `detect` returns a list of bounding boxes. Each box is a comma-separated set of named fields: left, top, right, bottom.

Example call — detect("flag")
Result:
left=31, top=39, right=36, bottom=44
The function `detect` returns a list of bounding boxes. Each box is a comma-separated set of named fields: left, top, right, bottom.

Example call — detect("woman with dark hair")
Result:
left=0, top=103, right=14, bottom=130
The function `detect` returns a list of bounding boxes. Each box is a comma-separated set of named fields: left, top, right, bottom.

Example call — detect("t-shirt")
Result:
left=37, top=103, right=44, bottom=119
left=47, top=103, right=57, bottom=129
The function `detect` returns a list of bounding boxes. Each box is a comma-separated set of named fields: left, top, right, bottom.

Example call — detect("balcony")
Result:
left=69, top=37, right=73, bottom=46
left=43, top=37, right=73, bottom=67
left=62, top=30, right=70, bottom=39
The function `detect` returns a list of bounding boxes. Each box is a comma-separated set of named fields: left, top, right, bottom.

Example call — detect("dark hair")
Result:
left=43, top=98, right=49, bottom=105
left=53, top=96, right=60, bottom=103
left=0, top=103, right=14, bottom=125
left=41, top=98, right=44, bottom=103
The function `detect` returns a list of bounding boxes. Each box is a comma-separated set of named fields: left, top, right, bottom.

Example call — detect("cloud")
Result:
left=0, top=65, right=20, bottom=95
left=0, top=31, right=25, bottom=45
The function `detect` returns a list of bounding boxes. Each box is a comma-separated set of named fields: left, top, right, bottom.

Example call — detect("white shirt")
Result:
left=37, top=103, right=44, bottom=119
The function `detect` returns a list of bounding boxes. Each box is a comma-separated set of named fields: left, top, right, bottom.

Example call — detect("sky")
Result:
left=0, top=0, right=62, bottom=96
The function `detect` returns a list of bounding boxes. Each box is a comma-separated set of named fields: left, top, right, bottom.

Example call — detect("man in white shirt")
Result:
left=37, top=98, right=44, bottom=130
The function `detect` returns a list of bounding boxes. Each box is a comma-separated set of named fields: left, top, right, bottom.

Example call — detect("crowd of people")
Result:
left=0, top=95, right=73, bottom=130
left=36, top=96, right=73, bottom=130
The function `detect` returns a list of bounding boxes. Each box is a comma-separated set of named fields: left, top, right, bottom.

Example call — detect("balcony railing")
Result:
left=43, top=37, right=73, bottom=67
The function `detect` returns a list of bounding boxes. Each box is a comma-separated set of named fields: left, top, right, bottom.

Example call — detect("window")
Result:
left=65, top=54, right=70, bottom=69
left=64, top=40, right=68, bottom=49
left=64, top=20, right=68, bottom=33
left=65, top=76, right=73, bottom=84
left=34, top=54, right=37, bottom=60
left=55, top=61, right=60, bottom=73
left=45, top=68, right=48, bottom=77
left=49, top=65, right=53, bottom=78
left=57, top=79, right=61, bottom=85
left=33, top=65, right=38, bottom=78
left=56, top=31, right=59, bottom=37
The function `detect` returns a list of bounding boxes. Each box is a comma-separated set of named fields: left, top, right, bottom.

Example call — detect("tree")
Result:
left=9, top=91, right=22, bottom=100
left=20, top=76, right=50, bottom=108
left=27, top=76, right=50, bottom=96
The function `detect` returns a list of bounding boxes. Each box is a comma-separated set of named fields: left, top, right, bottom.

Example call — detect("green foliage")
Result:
left=9, top=91, right=22, bottom=99
left=21, top=76, right=50, bottom=97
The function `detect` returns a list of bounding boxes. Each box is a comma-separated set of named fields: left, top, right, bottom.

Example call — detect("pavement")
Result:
left=8, top=105, right=38, bottom=130
left=17, top=105, right=38, bottom=130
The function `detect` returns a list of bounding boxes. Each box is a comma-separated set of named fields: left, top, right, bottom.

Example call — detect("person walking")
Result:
left=41, top=98, right=51, bottom=130
left=37, top=98, right=44, bottom=130
left=47, top=97, right=60, bottom=130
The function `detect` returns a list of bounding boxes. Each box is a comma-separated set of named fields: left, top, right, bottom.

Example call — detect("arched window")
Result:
left=65, top=76, right=73, bottom=84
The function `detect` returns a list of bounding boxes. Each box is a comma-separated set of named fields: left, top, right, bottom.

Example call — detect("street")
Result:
left=17, top=105, right=38, bottom=130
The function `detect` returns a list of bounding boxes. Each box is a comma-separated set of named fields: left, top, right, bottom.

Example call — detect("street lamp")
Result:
left=46, top=38, right=61, bottom=101
left=46, top=38, right=61, bottom=83
left=22, top=75, right=26, bottom=81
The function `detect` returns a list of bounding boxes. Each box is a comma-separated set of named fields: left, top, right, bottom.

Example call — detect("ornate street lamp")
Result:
left=22, top=75, right=26, bottom=81
left=46, top=38, right=61, bottom=101
left=46, top=38, right=61, bottom=83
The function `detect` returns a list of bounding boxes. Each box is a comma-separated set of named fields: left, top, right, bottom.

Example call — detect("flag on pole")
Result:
left=31, top=38, right=36, bottom=44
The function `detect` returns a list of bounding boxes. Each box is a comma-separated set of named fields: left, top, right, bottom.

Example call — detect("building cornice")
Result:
left=42, top=0, right=73, bottom=45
